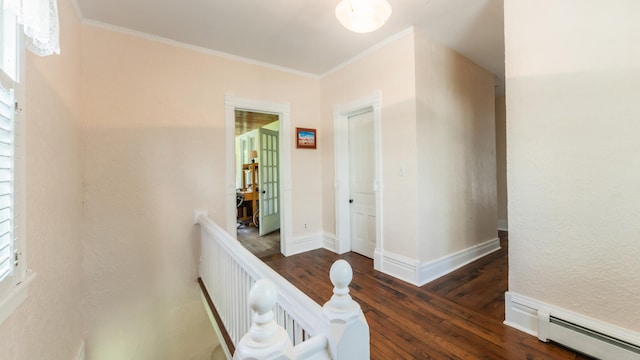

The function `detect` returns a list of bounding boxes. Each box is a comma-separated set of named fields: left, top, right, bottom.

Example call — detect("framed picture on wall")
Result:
left=296, top=128, right=317, bottom=149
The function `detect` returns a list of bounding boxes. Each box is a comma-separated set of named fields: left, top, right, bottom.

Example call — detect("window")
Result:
left=0, top=0, right=29, bottom=325
left=0, top=76, right=16, bottom=286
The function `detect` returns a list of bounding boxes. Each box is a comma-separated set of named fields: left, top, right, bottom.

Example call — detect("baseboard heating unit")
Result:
left=538, top=312, right=640, bottom=360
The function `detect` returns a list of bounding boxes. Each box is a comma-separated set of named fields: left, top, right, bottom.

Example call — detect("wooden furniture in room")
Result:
left=237, top=163, right=259, bottom=225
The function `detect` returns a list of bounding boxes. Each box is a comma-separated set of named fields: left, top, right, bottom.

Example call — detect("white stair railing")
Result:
left=195, top=211, right=369, bottom=359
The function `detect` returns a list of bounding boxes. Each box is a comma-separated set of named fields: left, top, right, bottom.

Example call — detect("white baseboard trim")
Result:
left=498, top=219, right=508, bottom=231
left=505, top=291, right=640, bottom=349
left=504, top=292, right=539, bottom=337
left=417, top=237, right=501, bottom=286
left=322, top=233, right=337, bottom=252
left=373, top=249, right=382, bottom=271
left=285, top=233, right=323, bottom=256
left=379, top=250, right=420, bottom=285
left=376, top=238, right=502, bottom=286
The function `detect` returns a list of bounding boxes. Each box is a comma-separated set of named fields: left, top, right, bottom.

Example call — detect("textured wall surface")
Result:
left=320, top=28, right=497, bottom=265
left=0, top=0, right=85, bottom=358
left=495, top=96, right=507, bottom=226
left=80, top=25, right=321, bottom=359
left=506, top=0, right=640, bottom=331
left=414, top=29, right=498, bottom=262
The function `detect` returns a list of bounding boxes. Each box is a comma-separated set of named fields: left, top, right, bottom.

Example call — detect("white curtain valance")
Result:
left=17, top=0, right=60, bottom=56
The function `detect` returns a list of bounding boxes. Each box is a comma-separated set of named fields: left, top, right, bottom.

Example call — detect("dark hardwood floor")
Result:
left=264, top=232, right=593, bottom=359
left=236, top=225, right=281, bottom=260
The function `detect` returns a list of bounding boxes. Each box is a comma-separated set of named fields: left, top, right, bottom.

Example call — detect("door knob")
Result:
left=349, top=199, right=354, bottom=203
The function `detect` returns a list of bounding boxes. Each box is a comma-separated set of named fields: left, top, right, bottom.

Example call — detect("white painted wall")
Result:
left=0, top=10, right=501, bottom=359
left=505, top=0, right=640, bottom=332
left=321, top=30, right=419, bottom=258
left=0, top=0, right=85, bottom=358
left=414, top=29, right=498, bottom=263
left=321, top=29, right=497, bottom=284
left=80, top=25, right=322, bottom=359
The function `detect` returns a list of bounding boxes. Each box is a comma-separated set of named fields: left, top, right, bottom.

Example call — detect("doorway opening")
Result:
left=334, top=92, right=383, bottom=269
left=225, top=94, right=293, bottom=257
left=235, top=110, right=281, bottom=259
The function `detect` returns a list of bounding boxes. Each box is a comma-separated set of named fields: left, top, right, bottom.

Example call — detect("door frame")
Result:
left=333, top=91, right=383, bottom=270
left=225, top=93, right=292, bottom=256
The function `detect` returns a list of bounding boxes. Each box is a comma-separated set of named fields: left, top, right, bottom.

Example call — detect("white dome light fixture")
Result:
left=335, top=0, right=392, bottom=34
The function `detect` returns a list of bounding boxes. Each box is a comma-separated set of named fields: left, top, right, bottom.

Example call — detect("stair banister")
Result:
left=321, top=259, right=370, bottom=359
left=195, top=211, right=370, bottom=359
left=234, top=260, right=369, bottom=359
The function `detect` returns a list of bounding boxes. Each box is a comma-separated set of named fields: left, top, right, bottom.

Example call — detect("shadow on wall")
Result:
left=82, top=126, right=223, bottom=359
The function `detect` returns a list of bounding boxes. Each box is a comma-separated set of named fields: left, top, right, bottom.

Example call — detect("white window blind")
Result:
left=0, top=0, right=29, bottom=326
left=0, top=82, right=14, bottom=283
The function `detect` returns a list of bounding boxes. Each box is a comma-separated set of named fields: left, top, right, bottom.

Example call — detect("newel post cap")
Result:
left=323, top=259, right=361, bottom=321
left=330, top=259, right=353, bottom=289
left=321, top=260, right=370, bottom=359
left=234, top=279, right=294, bottom=360
left=249, top=279, right=278, bottom=319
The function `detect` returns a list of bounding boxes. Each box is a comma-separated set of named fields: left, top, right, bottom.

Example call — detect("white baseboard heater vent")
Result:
left=538, top=311, right=640, bottom=360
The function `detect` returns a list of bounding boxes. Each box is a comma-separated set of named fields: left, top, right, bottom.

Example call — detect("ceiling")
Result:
left=235, top=110, right=278, bottom=136
left=75, top=0, right=504, bottom=89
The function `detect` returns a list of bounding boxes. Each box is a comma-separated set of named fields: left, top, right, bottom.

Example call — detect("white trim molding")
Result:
left=504, top=292, right=540, bottom=337
left=505, top=292, right=640, bottom=358
left=377, top=238, right=500, bottom=286
left=498, top=219, right=508, bottom=231
left=333, top=91, right=384, bottom=265
left=418, top=237, right=500, bottom=286
left=321, top=27, right=414, bottom=77
left=83, top=21, right=318, bottom=80
left=378, top=250, right=420, bottom=285
left=286, top=234, right=324, bottom=256
left=224, top=94, right=293, bottom=256
left=322, top=233, right=338, bottom=253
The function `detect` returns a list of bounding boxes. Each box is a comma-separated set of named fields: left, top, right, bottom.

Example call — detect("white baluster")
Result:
left=322, top=260, right=370, bottom=360
left=234, top=279, right=295, bottom=360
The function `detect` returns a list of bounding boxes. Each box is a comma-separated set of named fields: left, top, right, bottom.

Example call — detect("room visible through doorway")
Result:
left=235, top=110, right=281, bottom=259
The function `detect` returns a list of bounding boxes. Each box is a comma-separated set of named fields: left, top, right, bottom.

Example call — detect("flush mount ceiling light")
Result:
left=335, top=0, right=392, bottom=33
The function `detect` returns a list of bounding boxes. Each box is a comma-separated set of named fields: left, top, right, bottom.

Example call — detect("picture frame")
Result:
left=296, top=127, right=317, bottom=149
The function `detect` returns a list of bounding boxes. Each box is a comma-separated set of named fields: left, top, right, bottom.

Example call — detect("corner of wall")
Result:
left=498, top=219, right=508, bottom=231
left=418, top=237, right=500, bottom=286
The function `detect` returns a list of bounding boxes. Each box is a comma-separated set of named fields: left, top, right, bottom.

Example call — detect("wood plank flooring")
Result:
left=264, top=232, right=593, bottom=359
left=236, top=225, right=281, bottom=260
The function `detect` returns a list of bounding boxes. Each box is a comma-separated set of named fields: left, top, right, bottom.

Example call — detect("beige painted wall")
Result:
left=320, top=31, right=419, bottom=258
left=80, top=25, right=322, bottom=359
left=321, top=28, right=497, bottom=272
left=495, top=96, right=507, bottom=228
left=0, top=0, right=85, bottom=358
left=414, top=29, right=498, bottom=262
left=506, top=0, right=640, bottom=331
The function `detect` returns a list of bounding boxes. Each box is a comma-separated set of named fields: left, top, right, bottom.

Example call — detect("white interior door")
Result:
left=349, top=110, right=376, bottom=258
left=258, top=128, right=280, bottom=235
